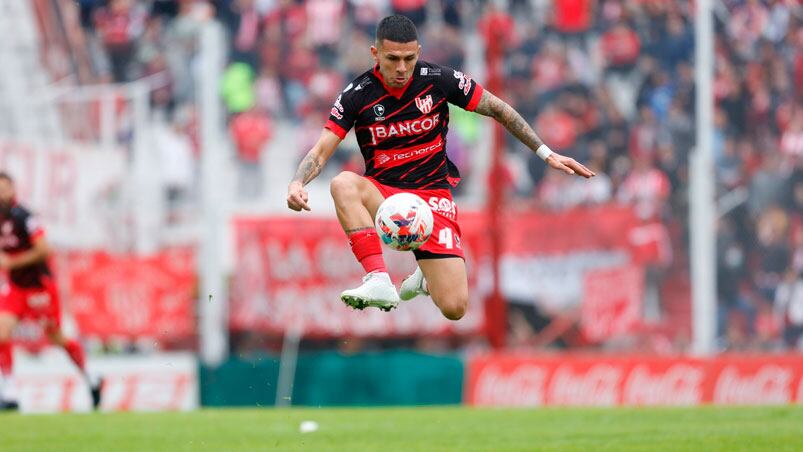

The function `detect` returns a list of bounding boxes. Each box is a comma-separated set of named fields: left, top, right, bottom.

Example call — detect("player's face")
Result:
left=0, top=179, right=14, bottom=209
left=371, top=39, right=420, bottom=88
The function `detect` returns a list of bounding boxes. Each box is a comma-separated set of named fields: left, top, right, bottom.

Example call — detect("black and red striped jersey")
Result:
left=0, top=204, right=51, bottom=288
left=324, top=61, right=484, bottom=189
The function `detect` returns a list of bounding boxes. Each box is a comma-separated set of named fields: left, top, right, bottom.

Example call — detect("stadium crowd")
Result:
left=70, top=0, right=803, bottom=351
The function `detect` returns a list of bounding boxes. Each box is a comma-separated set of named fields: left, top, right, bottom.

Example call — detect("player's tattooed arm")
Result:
left=473, top=90, right=596, bottom=178
left=292, top=152, right=324, bottom=186
left=473, top=90, right=545, bottom=151
left=288, top=128, right=342, bottom=211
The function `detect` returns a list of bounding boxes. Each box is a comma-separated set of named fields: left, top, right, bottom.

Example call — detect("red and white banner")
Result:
left=466, top=354, right=803, bottom=406
left=229, top=216, right=484, bottom=337
left=488, top=205, right=640, bottom=311
left=230, top=206, right=644, bottom=337
left=0, top=141, right=126, bottom=249
left=12, top=351, right=198, bottom=413
left=58, top=248, right=196, bottom=340
left=581, top=266, right=643, bottom=342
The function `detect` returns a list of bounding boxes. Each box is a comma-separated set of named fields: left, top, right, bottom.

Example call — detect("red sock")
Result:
left=348, top=229, right=387, bottom=274
left=64, top=339, right=86, bottom=372
left=0, top=342, right=12, bottom=376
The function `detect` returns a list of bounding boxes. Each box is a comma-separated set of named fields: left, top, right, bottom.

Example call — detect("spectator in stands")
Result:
left=230, top=107, right=273, bottom=199
left=748, top=152, right=790, bottom=219
left=551, top=0, right=594, bottom=41
left=349, top=0, right=388, bottom=36
left=219, top=0, right=263, bottom=69
left=780, top=109, right=803, bottom=169
left=152, top=117, right=195, bottom=221
left=753, top=206, right=791, bottom=307
left=390, top=0, right=427, bottom=28
left=600, top=19, right=641, bottom=117
left=618, top=154, right=670, bottom=221
left=221, top=62, right=257, bottom=114
left=774, top=232, right=803, bottom=349
left=717, top=217, right=756, bottom=340
left=93, top=0, right=146, bottom=82
left=305, top=0, right=344, bottom=67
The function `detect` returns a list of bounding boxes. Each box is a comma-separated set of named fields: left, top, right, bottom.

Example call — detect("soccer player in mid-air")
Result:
left=0, top=173, right=102, bottom=410
left=287, top=15, right=594, bottom=320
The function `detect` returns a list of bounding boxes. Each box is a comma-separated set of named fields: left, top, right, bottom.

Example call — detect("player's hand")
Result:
left=545, top=153, right=596, bottom=178
left=287, top=181, right=311, bottom=211
left=0, top=253, right=10, bottom=270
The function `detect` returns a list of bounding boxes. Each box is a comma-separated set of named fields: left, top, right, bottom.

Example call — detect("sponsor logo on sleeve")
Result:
left=330, top=94, right=345, bottom=119
left=453, top=70, right=473, bottom=95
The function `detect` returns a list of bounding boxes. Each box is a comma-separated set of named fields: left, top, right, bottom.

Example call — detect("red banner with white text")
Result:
left=581, top=266, right=644, bottom=342
left=230, top=206, right=647, bottom=337
left=466, top=354, right=803, bottom=406
left=61, top=248, right=196, bottom=341
left=229, top=215, right=485, bottom=337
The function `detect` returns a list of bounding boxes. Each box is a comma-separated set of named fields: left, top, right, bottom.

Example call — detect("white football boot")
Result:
left=399, top=266, right=429, bottom=301
left=340, top=272, right=400, bottom=312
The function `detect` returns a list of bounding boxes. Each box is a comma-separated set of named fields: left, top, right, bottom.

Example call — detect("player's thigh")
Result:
left=0, top=288, right=23, bottom=341
left=45, top=326, right=65, bottom=345
left=0, top=312, right=18, bottom=342
left=331, top=171, right=386, bottom=214
left=418, top=257, right=468, bottom=308
left=358, top=177, right=386, bottom=218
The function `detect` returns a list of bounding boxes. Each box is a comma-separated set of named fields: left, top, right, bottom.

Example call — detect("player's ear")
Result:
left=370, top=44, right=379, bottom=63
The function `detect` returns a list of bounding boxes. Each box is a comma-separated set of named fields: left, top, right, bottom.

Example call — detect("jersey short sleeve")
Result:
left=431, top=64, right=484, bottom=112
left=25, top=215, right=44, bottom=239
left=324, top=80, right=362, bottom=139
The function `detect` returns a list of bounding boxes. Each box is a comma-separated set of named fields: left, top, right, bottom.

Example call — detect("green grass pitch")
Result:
left=1, top=406, right=802, bottom=451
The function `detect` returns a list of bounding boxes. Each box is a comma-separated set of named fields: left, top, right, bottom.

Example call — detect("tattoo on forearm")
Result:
left=293, top=153, right=323, bottom=185
left=475, top=90, right=545, bottom=152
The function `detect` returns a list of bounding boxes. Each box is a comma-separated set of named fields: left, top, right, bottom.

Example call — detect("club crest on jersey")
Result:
left=373, top=104, right=385, bottom=118
left=415, top=95, right=433, bottom=114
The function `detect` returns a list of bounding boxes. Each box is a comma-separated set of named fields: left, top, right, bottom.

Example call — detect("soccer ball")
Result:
left=374, top=193, right=434, bottom=251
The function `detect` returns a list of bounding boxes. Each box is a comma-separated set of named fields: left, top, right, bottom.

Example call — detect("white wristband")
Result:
left=536, top=144, right=553, bottom=161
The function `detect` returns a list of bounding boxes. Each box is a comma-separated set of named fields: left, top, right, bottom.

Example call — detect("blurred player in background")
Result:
left=0, top=173, right=101, bottom=410
left=287, top=15, right=594, bottom=319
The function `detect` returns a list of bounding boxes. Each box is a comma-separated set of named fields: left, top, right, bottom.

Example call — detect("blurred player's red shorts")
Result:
left=0, top=278, right=61, bottom=329
left=367, top=177, right=464, bottom=259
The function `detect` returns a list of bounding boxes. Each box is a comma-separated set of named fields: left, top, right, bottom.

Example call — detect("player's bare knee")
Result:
left=0, top=314, right=17, bottom=344
left=46, top=329, right=64, bottom=345
left=0, top=319, right=13, bottom=343
left=438, top=296, right=467, bottom=321
left=330, top=171, right=360, bottom=201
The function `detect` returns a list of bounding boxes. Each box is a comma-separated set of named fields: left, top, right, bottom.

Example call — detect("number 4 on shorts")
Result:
left=437, top=227, right=454, bottom=249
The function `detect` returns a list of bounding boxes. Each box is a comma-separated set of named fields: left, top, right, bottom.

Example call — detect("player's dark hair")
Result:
left=376, top=15, right=418, bottom=44
left=0, top=172, right=13, bottom=183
